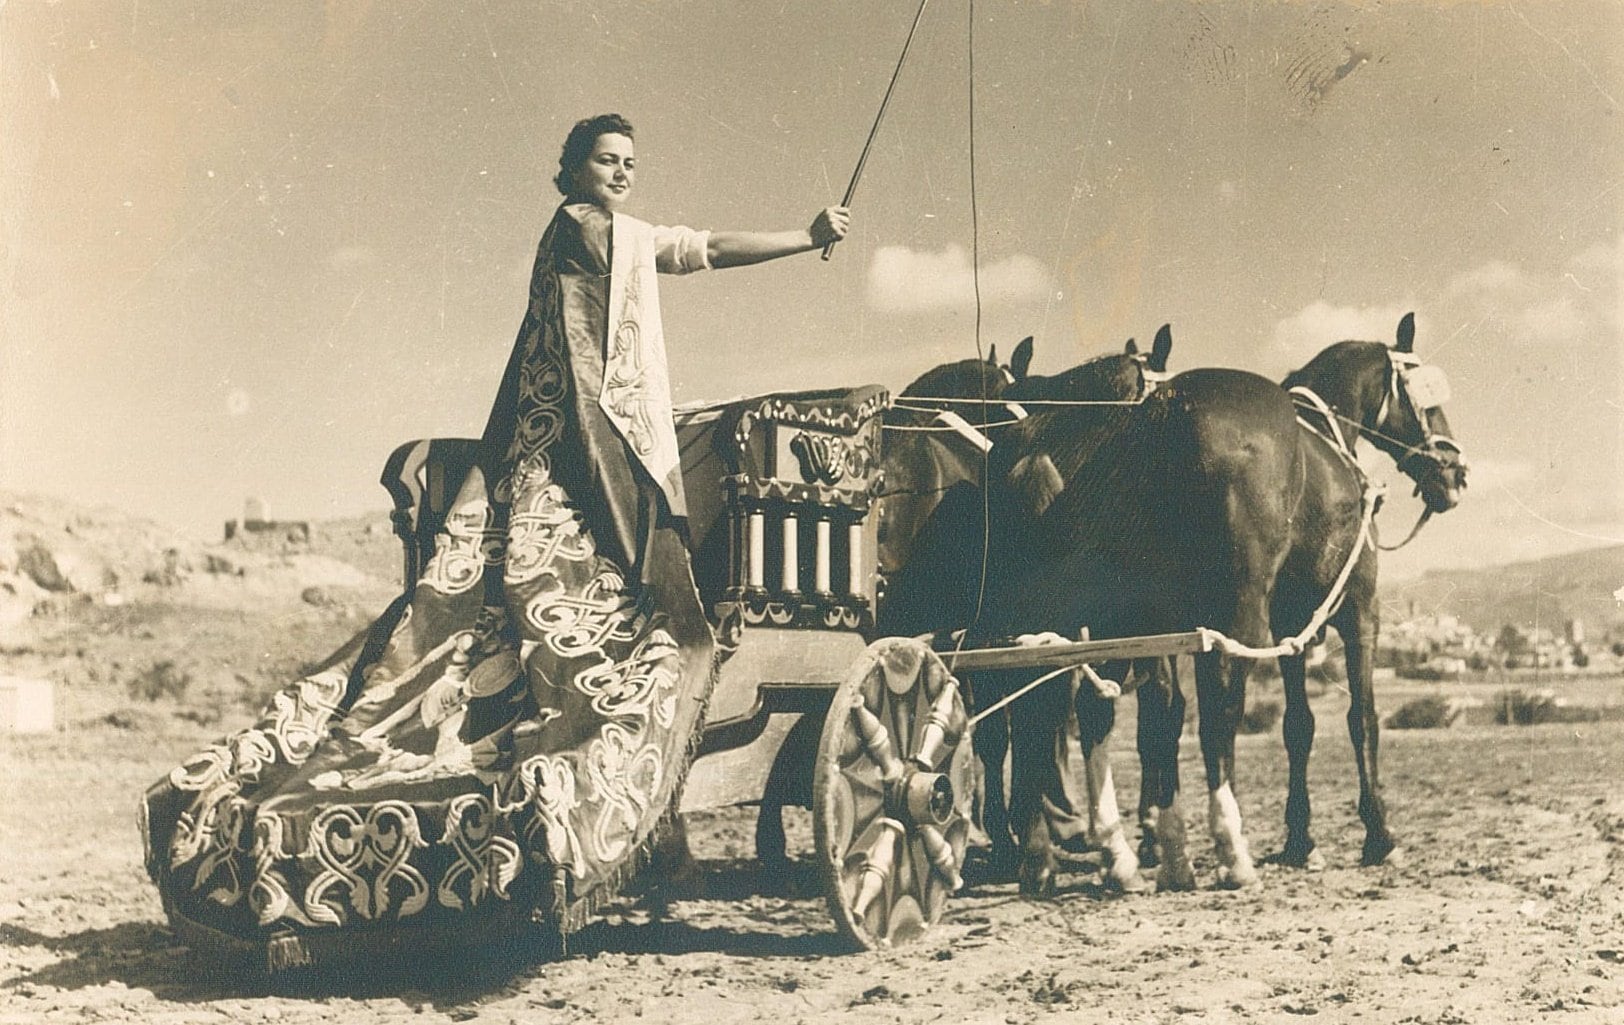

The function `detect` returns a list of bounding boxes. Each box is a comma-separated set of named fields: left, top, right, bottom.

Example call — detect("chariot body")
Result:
left=374, top=384, right=1208, bottom=955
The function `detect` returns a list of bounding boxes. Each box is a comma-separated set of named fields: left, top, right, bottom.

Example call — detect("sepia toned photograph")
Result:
left=2, top=1, right=1621, bottom=1022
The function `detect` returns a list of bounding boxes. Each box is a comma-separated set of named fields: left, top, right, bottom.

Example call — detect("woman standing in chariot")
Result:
left=143, top=113, right=850, bottom=966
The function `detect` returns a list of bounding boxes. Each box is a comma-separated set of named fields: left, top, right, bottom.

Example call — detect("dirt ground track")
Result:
left=4, top=693, right=1623, bottom=1025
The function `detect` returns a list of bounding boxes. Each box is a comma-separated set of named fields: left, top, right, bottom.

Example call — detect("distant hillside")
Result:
left=1383, top=544, right=1624, bottom=637
left=0, top=491, right=399, bottom=633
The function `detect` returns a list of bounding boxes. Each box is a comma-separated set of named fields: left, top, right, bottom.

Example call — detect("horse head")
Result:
left=1007, top=324, right=1174, bottom=405
left=876, top=341, right=1031, bottom=577
left=1283, top=312, right=1468, bottom=514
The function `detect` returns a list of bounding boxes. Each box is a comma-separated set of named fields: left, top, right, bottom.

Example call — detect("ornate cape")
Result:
left=141, top=202, right=717, bottom=966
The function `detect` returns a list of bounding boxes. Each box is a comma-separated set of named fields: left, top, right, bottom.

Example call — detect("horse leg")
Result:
left=1195, top=614, right=1263, bottom=889
left=1051, top=678, right=1091, bottom=854
left=1135, top=657, right=1195, bottom=891
left=1075, top=679, right=1144, bottom=893
left=1341, top=598, right=1399, bottom=866
left=970, top=673, right=1018, bottom=877
left=1277, top=651, right=1324, bottom=869
left=1009, top=672, right=1072, bottom=897
left=1134, top=660, right=1161, bottom=869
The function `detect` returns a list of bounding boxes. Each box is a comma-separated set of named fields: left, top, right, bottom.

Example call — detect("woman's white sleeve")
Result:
left=652, top=224, right=712, bottom=274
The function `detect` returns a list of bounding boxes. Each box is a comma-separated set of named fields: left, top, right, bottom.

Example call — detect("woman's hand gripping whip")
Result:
left=822, top=0, right=933, bottom=261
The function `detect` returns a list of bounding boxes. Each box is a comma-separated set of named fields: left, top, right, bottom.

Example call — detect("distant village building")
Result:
left=224, top=496, right=309, bottom=544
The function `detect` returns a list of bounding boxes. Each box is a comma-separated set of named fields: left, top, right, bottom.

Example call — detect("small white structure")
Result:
left=0, top=676, right=55, bottom=733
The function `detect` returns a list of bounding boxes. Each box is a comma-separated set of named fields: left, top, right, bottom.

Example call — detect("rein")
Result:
left=891, top=395, right=1148, bottom=409
left=1376, top=507, right=1433, bottom=551
left=1289, top=383, right=1450, bottom=553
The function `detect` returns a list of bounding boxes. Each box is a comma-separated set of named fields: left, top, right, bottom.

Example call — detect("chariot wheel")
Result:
left=813, top=637, right=974, bottom=950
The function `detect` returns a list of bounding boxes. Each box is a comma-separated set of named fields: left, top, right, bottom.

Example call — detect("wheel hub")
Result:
left=888, top=769, right=954, bottom=827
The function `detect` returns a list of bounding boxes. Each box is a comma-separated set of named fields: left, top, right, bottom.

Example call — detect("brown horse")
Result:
left=967, top=314, right=1465, bottom=892
left=1270, top=313, right=1466, bottom=869
left=875, top=332, right=1171, bottom=879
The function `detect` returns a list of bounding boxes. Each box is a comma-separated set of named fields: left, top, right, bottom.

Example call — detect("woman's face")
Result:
left=571, top=132, right=635, bottom=210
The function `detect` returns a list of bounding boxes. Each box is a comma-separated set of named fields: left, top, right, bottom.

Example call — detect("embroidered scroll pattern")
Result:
left=503, top=754, right=586, bottom=876
left=506, top=259, right=568, bottom=474
left=167, top=668, right=349, bottom=871
left=189, top=796, right=249, bottom=905
left=436, top=793, right=522, bottom=911
left=302, top=801, right=430, bottom=925
left=602, top=262, right=657, bottom=458
left=585, top=723, right=663, bottom=863
left=249, top=812, right=296, bottom=925
left=574, top=629, right=681, bottom=727
left=420, top=497, right=503, bottom=596
left=503, top=486, right=594, bottom=586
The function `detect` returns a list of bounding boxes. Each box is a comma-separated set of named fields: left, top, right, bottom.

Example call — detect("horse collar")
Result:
left=1289, top=385, right=1356, bottom=463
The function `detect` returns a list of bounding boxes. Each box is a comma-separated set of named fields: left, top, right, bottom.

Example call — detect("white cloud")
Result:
left=1270, top=300, right=1420, bottom=369
left=866, top=245, right=1052, bottom=313
left=1445, top=260, right=1531, bottom=302
left=1517, top=293, right=1585, bottom=345
left=1442, top=245, right=1621, bottom=344
left=1568, top=236, right=1624, bottom=284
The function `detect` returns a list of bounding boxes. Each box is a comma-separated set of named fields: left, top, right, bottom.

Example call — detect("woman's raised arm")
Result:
left=707, top=206, right=850, bottom=269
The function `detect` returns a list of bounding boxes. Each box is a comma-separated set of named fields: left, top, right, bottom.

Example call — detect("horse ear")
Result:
left=1396, top=312, right=1416, bottom=353
left=1124, top=337, right=1139, bottom=355
left=987, top=343, right=999, bottom=367
left=1009, top=336, right=1034, bottom=380
left=1151, top=323, right=1173, bottom=372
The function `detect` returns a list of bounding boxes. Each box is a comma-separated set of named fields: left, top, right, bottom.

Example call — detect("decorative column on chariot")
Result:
left=746, top=503, right=767, bottom=598
left=847, top=515, right=865, bottom=604
left=780, top=509, right=801, bottom=600
left=813, top=511, right=834, bottom=601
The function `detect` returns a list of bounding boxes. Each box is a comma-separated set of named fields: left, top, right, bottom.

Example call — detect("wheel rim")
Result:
left=813, top=637, right=973, bottom=950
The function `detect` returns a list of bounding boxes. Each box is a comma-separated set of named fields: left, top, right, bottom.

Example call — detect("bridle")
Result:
left=1382, top=352, right=1467, bottom=487
left=1289, top=350, right=1468, bottom=551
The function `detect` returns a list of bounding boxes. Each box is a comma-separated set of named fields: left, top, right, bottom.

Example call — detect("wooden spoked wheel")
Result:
left=813, top=637, right=974, bottom=950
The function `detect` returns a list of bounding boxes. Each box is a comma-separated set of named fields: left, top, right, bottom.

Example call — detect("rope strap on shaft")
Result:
left=955, top=479, right=1381, bottom=721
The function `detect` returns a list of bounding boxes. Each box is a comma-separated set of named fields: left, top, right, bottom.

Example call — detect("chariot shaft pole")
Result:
left=822, top=0, right=932, bottom=261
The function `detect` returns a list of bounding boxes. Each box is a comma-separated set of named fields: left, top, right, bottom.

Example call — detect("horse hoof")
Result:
left=1107, top=867, right=1149, bottom=895
left=1156, top=860, right=1197, bottom=893
left=1137, top=835, right=1161, bottom=870
left=1018, top=859, right=1058, bottom=899
left=1361, top=836, right=1399, bottom=867
left=1216, top=858, right=1259, bottom=890
left=1270, top=842, right=1325, bottom=872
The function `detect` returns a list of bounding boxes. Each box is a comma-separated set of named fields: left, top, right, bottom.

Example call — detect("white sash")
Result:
left=603, top=213, right=686, bottom=516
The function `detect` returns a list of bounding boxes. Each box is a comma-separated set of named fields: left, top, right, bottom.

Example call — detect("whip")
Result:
left=822, top=0, right=933, bottom=261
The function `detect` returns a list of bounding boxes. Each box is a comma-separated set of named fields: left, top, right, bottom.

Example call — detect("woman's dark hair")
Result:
left=555, top=113, right=635, bottom=195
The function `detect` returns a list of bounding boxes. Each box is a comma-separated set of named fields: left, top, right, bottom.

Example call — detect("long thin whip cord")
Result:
left=821, top=0, right=933, bottom=260
left=967, top=0, right=992, bottom=640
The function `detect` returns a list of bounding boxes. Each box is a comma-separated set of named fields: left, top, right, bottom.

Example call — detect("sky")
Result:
left=2, top=0, right=1620, bottom=583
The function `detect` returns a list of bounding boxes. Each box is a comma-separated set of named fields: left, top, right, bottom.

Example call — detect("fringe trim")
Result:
left=541, top=644, right=724, bottom=939
left=266, top=932, right=314, bottom=973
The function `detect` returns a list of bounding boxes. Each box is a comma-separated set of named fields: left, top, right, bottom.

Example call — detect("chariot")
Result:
left=383, top=383, right=1213, bottom=952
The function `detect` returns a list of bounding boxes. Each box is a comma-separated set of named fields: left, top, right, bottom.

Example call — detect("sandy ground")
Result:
left=5, top=679, right=1623, bottom=1025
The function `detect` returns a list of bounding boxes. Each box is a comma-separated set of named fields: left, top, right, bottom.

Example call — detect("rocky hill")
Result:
left=0, top=492, right=401, bottom=626
left=0, top=491, right=403, bottom=724
left=1383, top=544, right=1624, bottom=638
